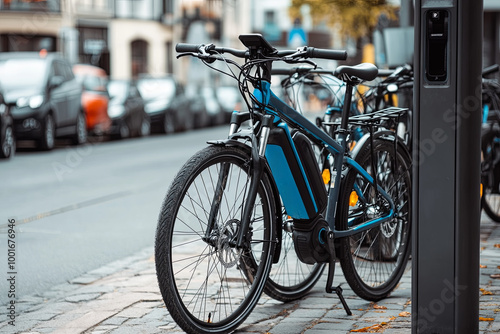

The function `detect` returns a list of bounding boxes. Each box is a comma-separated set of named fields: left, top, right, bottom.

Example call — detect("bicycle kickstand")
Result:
left=325, top=231, right=352, bottom=316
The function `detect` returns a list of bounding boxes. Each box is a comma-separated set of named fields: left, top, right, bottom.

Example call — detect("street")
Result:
left=0, top=126, right=228, bottom=299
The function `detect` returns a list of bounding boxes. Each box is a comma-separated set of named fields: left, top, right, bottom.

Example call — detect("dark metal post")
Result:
left=412, top=0, right=482, bottom=333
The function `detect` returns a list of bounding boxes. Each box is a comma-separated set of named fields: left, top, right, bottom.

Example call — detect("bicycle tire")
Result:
left=336, top=138, right=411, bottom=301
left=155, top=145, right=276, bottom=334
left=481, top=126, right=500, bottom=222
left=263, top=206, right=325, bottom=302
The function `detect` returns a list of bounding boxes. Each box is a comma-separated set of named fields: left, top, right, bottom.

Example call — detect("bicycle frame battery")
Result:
left=265, top=123, right=328, bottom=220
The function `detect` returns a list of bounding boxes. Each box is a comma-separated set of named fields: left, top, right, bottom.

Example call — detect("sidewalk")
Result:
left=1, top=218, right=500, bottom=334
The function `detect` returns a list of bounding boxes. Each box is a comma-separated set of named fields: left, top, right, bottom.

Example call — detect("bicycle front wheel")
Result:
left=336, top=138, right=412, bottom=301
left=155, top=145, right=276, bottom=334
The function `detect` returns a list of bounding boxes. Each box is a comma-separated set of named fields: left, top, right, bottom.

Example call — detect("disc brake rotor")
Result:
left=217, top=219, right=242, bottom=268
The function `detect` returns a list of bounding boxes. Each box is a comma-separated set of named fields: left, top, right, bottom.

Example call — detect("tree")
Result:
left=290, top=0, right=398, bottom=42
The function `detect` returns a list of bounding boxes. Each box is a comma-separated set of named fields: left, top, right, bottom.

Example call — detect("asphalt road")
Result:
left=0, top=126, right=228, bottom=299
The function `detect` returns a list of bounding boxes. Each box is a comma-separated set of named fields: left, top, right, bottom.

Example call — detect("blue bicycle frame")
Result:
left=253, top=80, right=396, bottom=239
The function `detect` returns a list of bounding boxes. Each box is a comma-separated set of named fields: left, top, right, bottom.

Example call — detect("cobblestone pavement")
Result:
left=1, top=219, right=500, bottom=334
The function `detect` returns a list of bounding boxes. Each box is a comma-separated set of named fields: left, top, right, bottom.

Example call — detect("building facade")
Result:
left=0, top=0, right=175, bottom=79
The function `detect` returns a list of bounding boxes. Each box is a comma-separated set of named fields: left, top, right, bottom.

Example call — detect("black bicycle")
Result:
left=481, top=64, right=500, bottom=222
left=155, top=34, right=412, bottom=333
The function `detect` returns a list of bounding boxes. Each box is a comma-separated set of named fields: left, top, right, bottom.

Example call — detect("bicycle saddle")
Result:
left=335, top=63, right=378, bottom=82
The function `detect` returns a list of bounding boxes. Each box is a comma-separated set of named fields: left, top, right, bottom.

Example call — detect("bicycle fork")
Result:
left=204, top=114, right=275, bottom=251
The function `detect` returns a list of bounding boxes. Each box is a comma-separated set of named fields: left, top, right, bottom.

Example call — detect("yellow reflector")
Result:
left=322, top=169, right=331, bottom=184
left=349, top=141, right=357, bottom=151
left=480, top=183, right=483, bottom=198
left=349, top=191, right=359, bottom=207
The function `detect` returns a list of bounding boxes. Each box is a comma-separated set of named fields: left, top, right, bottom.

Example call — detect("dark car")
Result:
left=137, top=76, right=194, bottom=134
left=0, top=87, right=15, bottom=159
left=107, top=79, right=150, bottom=139
left=0, top=52, right=85, bottom=150
left=216, top=85, right=244, bottom=123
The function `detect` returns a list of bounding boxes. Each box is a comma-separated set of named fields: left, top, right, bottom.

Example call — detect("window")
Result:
left=131, top=39, right=148, bottom=77
left=0, top=0, right=60, bottom=12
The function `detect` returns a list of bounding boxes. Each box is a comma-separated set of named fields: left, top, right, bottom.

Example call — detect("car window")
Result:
left=0, top=58, right=47, bottom=91
left=54, top=61, right=74, bottom=82
left=137, top=78, right=175, bottom=101
left=62, top=62, right=75, bottom=81
left=79, top=75, right=107, bottom=92
left=53, top=61, right=65, bottom=78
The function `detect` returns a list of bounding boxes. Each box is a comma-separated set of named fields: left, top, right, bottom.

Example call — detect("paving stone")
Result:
left=309, top=319, right=354, bottom=331
left=65, top=293, right=102, bottom=303
left=4, top=222, right=500, bottom=334
left=99, top=316, right=129, bottom=326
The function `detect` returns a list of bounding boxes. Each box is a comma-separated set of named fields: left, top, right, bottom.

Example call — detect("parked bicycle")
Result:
left=480, top=64, right=500, bottom=222
left=271, top=65, right=413, bottom=152
left=155, top=34, right=412, bottom=333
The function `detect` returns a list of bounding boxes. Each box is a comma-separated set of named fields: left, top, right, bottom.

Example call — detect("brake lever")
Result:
left=283, top=58, right=317, bottom=69
left=176, top=52, right=199, bottom=59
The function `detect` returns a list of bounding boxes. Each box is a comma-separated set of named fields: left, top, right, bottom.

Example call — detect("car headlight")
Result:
left=16, top=95, right=44, bottom=109
left=16, top=97, right=29, bottom=108
left=108, top=104, right=125, bottom=118
left=29, top=95, right=44, bottom=109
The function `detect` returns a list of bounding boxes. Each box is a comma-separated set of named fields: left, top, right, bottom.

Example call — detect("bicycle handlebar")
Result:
left=271, top=68, right=335, bottom=76
left=175, top=43, right=248, bottom=58
left=176, top=43, right=202, bottom=53
left=176, top=43, right=347, bottom=61
left=483, top=64, right=500, bottom=77
left=304, top=47, right=347, bottom=61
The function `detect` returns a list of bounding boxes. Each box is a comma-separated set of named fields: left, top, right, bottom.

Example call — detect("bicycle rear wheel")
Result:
left=481, top=125, right=500, bottom=222
left=336, top=138, right=411, bottom=301
left=155, top=145, right=276, bottom=334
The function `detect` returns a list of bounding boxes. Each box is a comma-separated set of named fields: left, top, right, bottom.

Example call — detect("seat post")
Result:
left=338, top=82, right=354, bottom=151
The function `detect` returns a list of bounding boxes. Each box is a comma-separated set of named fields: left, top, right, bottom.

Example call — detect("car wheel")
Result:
left=119, top=121, right=130, bottom=139
left=39, top=114, right=55, bottom=151
left=163, top=113, right=175, bottom=134
left=72, top=111, right=87, bottom=145
left=140, top=115, right=151, bottom=137
left=0, top=125, right=15, bottom=159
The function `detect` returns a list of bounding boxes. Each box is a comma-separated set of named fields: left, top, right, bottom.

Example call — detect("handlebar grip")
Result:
left=176, top=43, right=202, bottom=53
left=271, top=68, right=313, bottom=76
left=377, top=69, right=394, bottom=77
left=483, top=64, right=500, bottom=76
left=307, top=47, right=347, bottom=61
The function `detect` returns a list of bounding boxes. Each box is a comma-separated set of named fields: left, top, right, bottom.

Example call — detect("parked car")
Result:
left=184, top=84, right=211, bottom=129
left=137, top=75, right=194, bottom=134
left=73, top=64, right=111, bottom=136
left=200, top=87, right=224, bottom=126
left=216, top=85, right=244, bottom=123
left=0, top=87, right=15, bottom=159
left=107, top=79, right=150, bottom=139
left=0, top=52, right=85, bottom=150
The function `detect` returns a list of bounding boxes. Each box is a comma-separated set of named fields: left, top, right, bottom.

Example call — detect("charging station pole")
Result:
left=413, top=0, right=482, bottom=333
